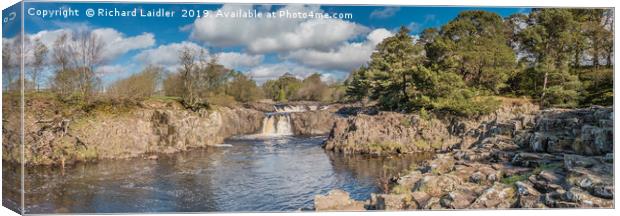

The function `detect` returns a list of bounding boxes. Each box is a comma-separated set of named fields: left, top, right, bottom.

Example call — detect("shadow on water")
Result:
left=6, top=135, right=433, bottom=213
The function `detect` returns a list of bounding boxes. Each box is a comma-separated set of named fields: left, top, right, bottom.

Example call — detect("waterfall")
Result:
left=257, top=105, right=310, bottom=136
left=255, top=104, right=326, bottom=137
left=274, top=105, right=306, bottom=113
left=260, top=114, right=293, bottom=135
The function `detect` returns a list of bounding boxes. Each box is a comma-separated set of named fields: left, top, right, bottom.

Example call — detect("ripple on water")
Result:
left=12, top=135, right=433, bottom=213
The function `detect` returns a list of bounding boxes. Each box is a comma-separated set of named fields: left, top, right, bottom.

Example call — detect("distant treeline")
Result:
left=2, top=8, right=613, bottom=115
left=2, top=30, right=345, bottom=108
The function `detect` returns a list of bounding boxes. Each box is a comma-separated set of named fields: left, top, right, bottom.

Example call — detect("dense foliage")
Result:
left=2, top=8, right=612, bottom=114
left=346, top=8, right=613, bottom=116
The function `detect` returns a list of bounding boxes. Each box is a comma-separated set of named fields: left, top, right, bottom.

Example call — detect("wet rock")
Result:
left=314, top=189, right=366, bottom=211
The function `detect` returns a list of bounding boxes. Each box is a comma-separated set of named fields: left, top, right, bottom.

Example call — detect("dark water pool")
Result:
left=4, top=135, right=432, bottom=213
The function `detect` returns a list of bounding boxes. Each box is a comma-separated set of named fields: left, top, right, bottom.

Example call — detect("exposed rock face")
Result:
left=5, top=102, right=264, bottom=165
left=290, top=110, right=339, bottom=135
left=320, top=101, right=613, bottom=210
left=314, top=189, right=366, bottom=211
left=324, top=101, right=539, bottom=155
left=74, top=106, right=263, bottom=159
left=324, top=103, right=613, bottom=160
left=518, top=107, right=613, bottom=155
left=323, top=112, right=457, bottom=155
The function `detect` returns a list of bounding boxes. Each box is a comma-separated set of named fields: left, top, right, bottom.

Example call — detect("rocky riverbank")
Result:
left=2, top=99, right=265, bottom=166
left=3, top=98, right=341, bottom=166
left=316, top=102, right=614, bottom=210
left=323, top=99, right=539, bottom=155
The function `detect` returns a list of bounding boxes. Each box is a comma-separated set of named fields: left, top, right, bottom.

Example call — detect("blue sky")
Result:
left=5, top=2, right=530, bottom=86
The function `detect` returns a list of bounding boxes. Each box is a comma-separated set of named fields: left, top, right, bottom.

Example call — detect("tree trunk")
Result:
left=540, top=71, right=548, bottom=108
left=401, top=73, right=408, bottom=100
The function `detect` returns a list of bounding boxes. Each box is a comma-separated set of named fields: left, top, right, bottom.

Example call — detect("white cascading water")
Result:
left=274, top=105, right=306, bottom=113
left=260, top=114, right=293, bottom=136
left=259, top=105, right=307, bottom=136
left=255, top=104, right=328, bottom=136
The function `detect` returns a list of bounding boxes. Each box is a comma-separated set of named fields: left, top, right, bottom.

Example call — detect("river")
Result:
left=4, top=134, right=432, bottom=213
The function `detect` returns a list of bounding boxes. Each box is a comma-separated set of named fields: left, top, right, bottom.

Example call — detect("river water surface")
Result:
left=7, top=135, right=432, bottom=213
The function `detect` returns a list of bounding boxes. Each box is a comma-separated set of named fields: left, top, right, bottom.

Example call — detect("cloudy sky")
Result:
left=4, top=2, right=529, bottom=86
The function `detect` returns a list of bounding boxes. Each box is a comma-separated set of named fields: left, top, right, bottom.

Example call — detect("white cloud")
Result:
left=215, top=52, right=264, bottom=69
left=133, top=41, right=204, bottom=67
left=28, top=28, right=155, bottom=62
left=366, top=28, right=393, bottom=45
left=95, top=64, right=126, bottom=75
left=284, top=28, right=393, bottom=71
left=91, top=28, right=155, bottom=61
left=188, top=4, right=369, bottom=53
left=134, top=42, right=263, bottom=70
left=370, top=7, right=400, bottom=19
left=247, top=62, right=321, bottom=83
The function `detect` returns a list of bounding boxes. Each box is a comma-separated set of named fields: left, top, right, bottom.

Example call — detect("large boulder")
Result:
left=469, top=183, right=517, bottom=208
left=314, top=189, right=366, bottom=211
left=369, top=194, right=416, bottom=210
left=440, top=186, right=480, bottom=209
left=527, top=107, right=612, bottom=155
left=515, top=181, right=545, bottom=208
left=416, top=174, right=462, bottom=197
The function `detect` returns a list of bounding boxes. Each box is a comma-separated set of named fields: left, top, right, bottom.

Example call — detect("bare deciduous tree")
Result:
left=50, top=30, right=105, bottom=100
left=178, top=46, right=200, bottom=107
left=52, top=32, right=73, bottom=72
left=72, top=30, right=105, bottom=99
left=2, top=40, right=15, bottom=92
left=29, top=38, right=48, bottom=91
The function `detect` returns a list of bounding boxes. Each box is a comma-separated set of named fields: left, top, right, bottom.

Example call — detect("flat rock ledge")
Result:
left=315, top=106, right=613, bottom=210
left=314, top=189, right=366, bottom=211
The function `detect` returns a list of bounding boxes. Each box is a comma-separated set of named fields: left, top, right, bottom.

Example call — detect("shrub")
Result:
left=501, top=173, right=530, bottom=186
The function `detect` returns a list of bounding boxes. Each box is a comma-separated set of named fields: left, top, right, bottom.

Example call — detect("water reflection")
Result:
left=6, top=135, right=432, bottom=213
